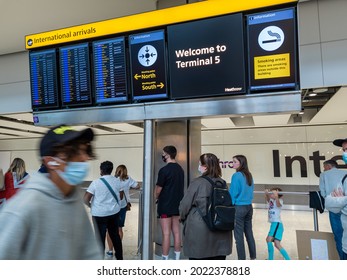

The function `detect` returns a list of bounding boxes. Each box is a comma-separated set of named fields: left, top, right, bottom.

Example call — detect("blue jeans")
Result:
left=329, top=211, right=343, bottom=260
left=234, top=204, right=256, bottom=260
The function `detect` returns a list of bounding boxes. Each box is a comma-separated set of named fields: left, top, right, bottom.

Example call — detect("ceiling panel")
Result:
left=102, top=123, right=144, bottom=133
left=309, top=86, right=347, bottom=124
left=201, top=118, right=235, bottom=129
left=70, top=125, right=115, bottom=135
left=0, top=127, right=43, bottom=137
left=0, top=120, right=47, bottom=133
left=0, top=0, right=157, bottom=55
left=253, top=114, right=291, bottom=126
left=6, top=113, right=35, bottom=123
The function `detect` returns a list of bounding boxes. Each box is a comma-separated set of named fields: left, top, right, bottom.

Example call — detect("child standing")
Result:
left=265, top=187, right=290, bottom=260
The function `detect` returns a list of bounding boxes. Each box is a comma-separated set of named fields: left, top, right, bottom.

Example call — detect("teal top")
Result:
left=229, top=171, right=254, bottom=205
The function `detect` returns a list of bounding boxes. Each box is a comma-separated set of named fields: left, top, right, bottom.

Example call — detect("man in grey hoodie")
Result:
left=325, top=138, right=347, bottom=260
left=0, top=124, right=103, bottom=259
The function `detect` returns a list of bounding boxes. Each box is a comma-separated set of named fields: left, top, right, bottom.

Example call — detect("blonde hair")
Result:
left=8, top=158, right=26, bottom=181
left=115, top=164, right=129, bottom=181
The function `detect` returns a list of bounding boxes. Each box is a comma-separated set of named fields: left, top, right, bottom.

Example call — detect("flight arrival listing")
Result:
left=59, top=42, right=92, bottom=107
left=93, top=37, right=128, bottom=104
left=29, top=49, right=59, bottom=110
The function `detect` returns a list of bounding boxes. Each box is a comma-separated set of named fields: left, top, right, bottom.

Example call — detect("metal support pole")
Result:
left=141, top=119, right=155, bottom=259
left=313, top=209, right=319, bottom=231
left=137, top=190, right=143, bottom=256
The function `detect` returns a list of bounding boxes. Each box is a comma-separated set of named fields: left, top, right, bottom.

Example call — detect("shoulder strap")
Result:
left=342, top=174, right=347, bottom=185
left=201, top=175, right=214, bottom=186
left=202, top=176, right=227, bottom=189
left=100, top=177, right=119, bottom=203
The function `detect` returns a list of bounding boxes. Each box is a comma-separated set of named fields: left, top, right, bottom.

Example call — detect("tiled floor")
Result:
left=106, top=202, right=333, bottom=260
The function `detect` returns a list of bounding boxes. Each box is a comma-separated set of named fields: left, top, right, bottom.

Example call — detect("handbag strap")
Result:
left=100, top=177, right=119, bottom=204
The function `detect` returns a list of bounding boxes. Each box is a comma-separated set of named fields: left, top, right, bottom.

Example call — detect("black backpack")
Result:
left=197, top=176, right=235, bottom=231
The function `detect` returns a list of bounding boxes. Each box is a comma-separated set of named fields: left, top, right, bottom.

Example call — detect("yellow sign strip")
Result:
left=25, top=0, right=297, bottom=49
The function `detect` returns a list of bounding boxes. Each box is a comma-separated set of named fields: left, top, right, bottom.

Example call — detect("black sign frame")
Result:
left=247, top=7, right=300, bottom=93
left=167, top=13, right=246, bottom=100
left=129, top=29, right=168, bottom=102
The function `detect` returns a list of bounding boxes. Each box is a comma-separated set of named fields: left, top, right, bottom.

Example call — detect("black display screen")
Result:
left=92, top=37, right=128, bottom=104
left=59, top=42, right=92, bottom=107
left=167, top=14, right=246, bottom=99
left=247, top=7, right=299, bottom=92
left=129, top=30, right=168, bottom=102
left=29, top=49, right=59, bottom=110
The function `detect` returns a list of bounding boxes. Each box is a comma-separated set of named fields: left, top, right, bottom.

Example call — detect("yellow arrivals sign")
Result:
left=25, top=0, right=297, bottom=49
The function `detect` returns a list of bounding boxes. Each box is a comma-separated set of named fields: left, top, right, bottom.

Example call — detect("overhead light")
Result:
left=312, top=88, right=328, bottom=93
left=308, top=93, right=317, bottom=97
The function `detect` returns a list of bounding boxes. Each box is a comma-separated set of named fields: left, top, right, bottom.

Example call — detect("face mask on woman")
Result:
left=198, top=164, right=207, bottom=175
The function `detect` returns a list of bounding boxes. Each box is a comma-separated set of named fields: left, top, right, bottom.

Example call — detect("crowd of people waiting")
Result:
left=0, top=124, right=346, bottom=260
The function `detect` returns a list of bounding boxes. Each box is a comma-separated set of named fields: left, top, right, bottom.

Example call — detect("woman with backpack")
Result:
left=229, top=154, right=256, bottom=260
left=179, top=153, right=232, bottom=260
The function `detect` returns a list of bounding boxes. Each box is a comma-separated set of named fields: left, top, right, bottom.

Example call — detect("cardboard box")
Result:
left=296, top=230, right=339, bottom=260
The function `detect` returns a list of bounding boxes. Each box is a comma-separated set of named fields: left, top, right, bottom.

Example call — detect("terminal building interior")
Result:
left=1, top=0, right=347, bottom=259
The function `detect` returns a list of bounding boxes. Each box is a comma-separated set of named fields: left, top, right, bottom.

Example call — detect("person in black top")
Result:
left=155, top=145, right=184, bottom=260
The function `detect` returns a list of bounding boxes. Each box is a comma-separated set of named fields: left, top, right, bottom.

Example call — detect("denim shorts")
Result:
left=118, top=206, right=127, bottom=227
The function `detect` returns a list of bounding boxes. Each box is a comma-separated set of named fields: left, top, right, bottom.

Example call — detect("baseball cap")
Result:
left=333, top=138, right=347, bottom=147
left=40, top=125, right=94, bottom=157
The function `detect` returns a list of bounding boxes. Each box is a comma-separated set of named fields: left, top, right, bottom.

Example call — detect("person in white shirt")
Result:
left=265, top=188, right=290, bottom=260
left=84, top=160, right=123, bottom=259
left=105, top=164, right=140, bottom=257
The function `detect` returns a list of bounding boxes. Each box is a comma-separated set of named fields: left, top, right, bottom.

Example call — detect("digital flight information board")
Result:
left=247, top=7, right=298, bottom=92
left=92, top=37, right=128, bottom=104
left=29, top=49, right=59, bottom=110
left=167, top=14, right=246, bottom=99
left=59, top=42, right=92, bottom=107
left=129, top=30, right=168, bottom=102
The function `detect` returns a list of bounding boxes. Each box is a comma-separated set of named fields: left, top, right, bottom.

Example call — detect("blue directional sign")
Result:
left=129, top=30, right=168, bottom=102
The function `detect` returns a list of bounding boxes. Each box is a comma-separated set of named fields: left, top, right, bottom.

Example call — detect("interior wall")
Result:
left=202, top=123, right=347, bottom=187
left=298, top=0, right=347, bottom=88
left=1, top=123, right=346, bottom=189
left=0, top=133, right=144, bottom=182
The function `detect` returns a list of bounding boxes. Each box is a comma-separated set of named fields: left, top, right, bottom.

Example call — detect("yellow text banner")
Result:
left=25, top=0, right=297, bottom=49
left=254, top=53, right=291, bottom=80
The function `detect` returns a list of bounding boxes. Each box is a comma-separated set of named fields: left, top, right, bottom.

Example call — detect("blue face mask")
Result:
left=57, top=161, right=90, bottom=186
left=342, top=152, right=347, bottom=164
